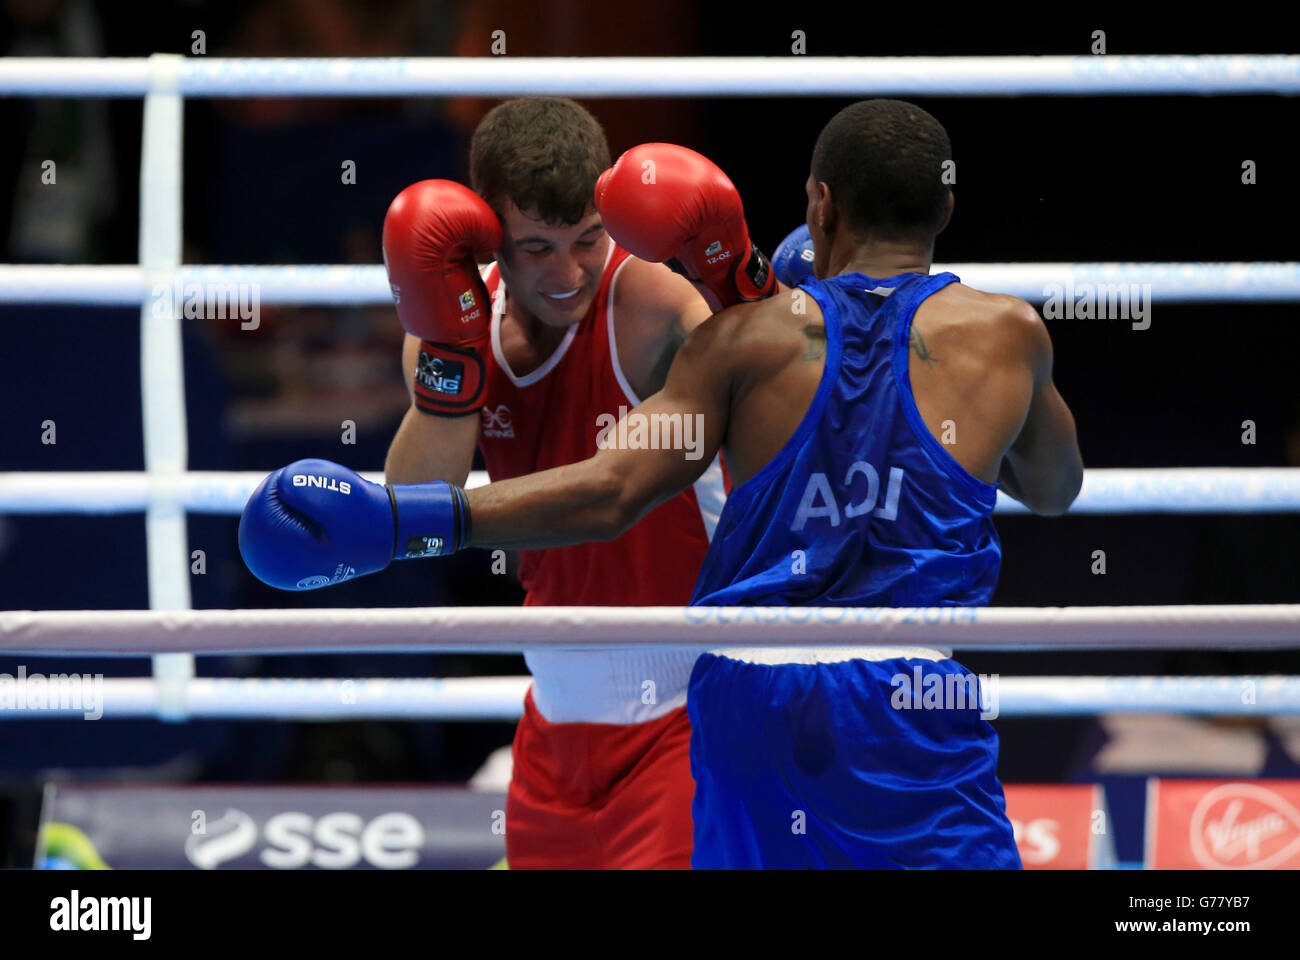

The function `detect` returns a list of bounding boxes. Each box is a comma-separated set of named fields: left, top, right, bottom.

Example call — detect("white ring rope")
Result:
left=1, top=606, right=1297, bottom=655
left=2, top=263, right=1298, bottom=304
left=2, top=468, right=1297, bottom=515
left=1, top=676, right=1296, bottom=720
left=0, top=470, right=484, bottom=513
left=1, top=56, right=1297, bottom=97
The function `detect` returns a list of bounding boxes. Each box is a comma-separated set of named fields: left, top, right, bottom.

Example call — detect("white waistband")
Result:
left=524, top=647, right=698, bottom=724
left=708, top=646, right=952, bottom=665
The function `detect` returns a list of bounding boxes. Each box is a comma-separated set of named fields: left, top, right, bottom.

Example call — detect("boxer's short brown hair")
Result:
left=811, top=99, right=952, bottom=243
left=470, top=97, right=611, bottom=225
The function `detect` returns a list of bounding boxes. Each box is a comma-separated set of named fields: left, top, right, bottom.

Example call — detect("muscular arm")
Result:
left=466, top=312, right=736, bottom=549
left=997, top=305, right=1084, bottom=515
left=384, top=332, right=480, bottom=486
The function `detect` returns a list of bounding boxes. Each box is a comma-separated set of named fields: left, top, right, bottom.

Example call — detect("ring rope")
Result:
left=2, top=263, right=1298, bottom=304
left=1, top=606, right=1297, bottom=655
left=1, top=56, right=1297, bottom=97
left=1, top=676, right=1297, bottom=720
left=2, top=468, right=1297, bottom=515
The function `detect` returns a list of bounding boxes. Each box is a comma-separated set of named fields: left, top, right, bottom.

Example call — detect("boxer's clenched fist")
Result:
left=239, top=459, right=470, bottom=591
left=594, top=143, right=777, bottom=313
left=383, top=180, right=502, bottom=417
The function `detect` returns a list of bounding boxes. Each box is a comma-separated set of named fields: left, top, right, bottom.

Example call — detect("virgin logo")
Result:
left=1188, top=783, right=1300, bottom=869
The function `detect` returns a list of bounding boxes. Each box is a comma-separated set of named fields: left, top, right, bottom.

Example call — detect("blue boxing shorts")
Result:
left=687, top=648, right=1022, bottom=869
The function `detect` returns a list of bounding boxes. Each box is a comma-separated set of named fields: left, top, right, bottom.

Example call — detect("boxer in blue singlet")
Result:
left=472, top=100, right=1084, bottom=867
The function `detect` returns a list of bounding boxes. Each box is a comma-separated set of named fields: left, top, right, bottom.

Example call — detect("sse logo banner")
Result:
left=38, top=784, right=505, bottom=870
left=186, top=808, right=423, bottom=870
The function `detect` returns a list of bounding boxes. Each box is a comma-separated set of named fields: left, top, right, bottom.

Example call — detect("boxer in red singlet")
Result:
left=381, top=98, right=776, bottom=868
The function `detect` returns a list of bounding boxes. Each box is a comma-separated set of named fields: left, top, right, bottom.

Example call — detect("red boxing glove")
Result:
left=594, top=143, right=777, bottom=313
left=383, top=180, right=503, bottom=416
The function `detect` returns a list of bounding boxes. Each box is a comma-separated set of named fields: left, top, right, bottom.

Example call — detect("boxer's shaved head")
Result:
left=471, top=97, right=611, bottom=226
left=811, top=99, right=952, bottom=244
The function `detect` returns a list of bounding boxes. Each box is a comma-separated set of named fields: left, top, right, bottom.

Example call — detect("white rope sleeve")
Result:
left=0, top=468, right=1295, bottom=515
left=2, top=676, right=1297, bottom=720
left=2, top=263, right=1298, bottom=304
left=0, top=470, right=489, bottom=514
left=137, top=54, right=195, bottom=712
left=0, top=606, right=1296, bottom=655
left=0, top=56, right=1296, bottom=97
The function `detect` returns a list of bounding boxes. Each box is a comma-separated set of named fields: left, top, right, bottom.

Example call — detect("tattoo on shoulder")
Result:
left=909, top=325, right=938, bottom=365
left=802, top=324, right=827, bottom=362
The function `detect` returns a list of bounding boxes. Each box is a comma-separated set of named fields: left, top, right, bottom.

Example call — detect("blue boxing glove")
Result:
left=238, top=458, right=470, bottom=591
left=772, top=223, right=816, bottom=287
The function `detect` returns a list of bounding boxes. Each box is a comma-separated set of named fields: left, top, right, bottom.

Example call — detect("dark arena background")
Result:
left=0, top=0, right=1297, bottom=879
